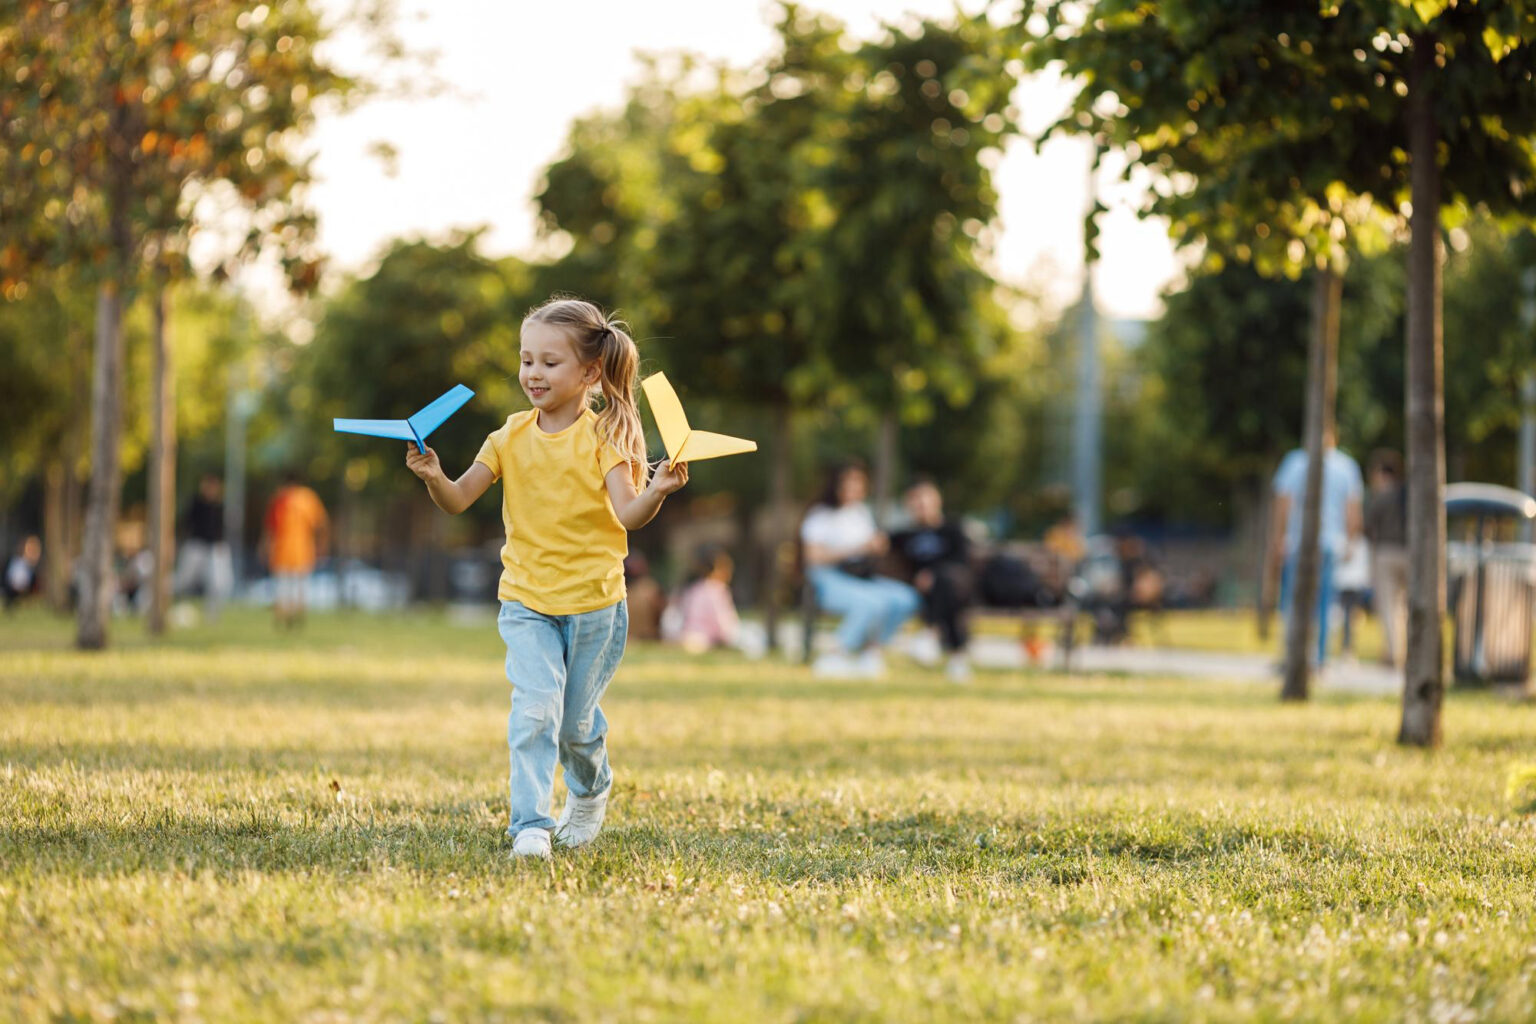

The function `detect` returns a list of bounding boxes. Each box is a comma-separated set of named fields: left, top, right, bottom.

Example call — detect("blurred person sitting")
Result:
left=1043, top=512, right=1086, bottom=564
left=799, top=461, right=921, bottom=679
left=623, top=553, right=666, bottom=642
left=667, top=546, right=741, bottom=654
left=3, top=534, right=42, bottom=612
left=1078, top=530, right=1164, bottom=645
left=1041, top=511, right=1086, bottom=596
left=890, top=479, right=974, bottom=681
left=172, top=472, right=234, bottom=622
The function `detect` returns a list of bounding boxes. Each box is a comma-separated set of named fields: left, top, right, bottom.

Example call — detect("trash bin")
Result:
left=1445, top=483, right=1536, bottom=685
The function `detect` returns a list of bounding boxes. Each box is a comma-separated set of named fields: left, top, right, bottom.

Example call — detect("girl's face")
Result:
left=837, top=469, right=868, bottom=506
left=520, top=321, right=598, bottom=415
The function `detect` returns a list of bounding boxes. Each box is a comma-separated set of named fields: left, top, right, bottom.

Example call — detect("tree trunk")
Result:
left=66, top=328, right=89, bottom=571
left=42, top=459, right=69, bottom=611
left=45, top=329, right=91, bottom=612
left=147, top=286, right=176, bottom=634
left=1399, top=38, right=1447, bottom=748
left=1281, top=268, right=1342, bottom=701
left=76, top=281, right=126, bottom=650
left=871, top=410, right=898, bottom=529
left=762, top=401, right=793, bottom=654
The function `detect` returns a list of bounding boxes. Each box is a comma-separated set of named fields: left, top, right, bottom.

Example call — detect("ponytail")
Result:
left=593, top=323, right=649, bottom=489
left=524, top=297, right=650, bottom=489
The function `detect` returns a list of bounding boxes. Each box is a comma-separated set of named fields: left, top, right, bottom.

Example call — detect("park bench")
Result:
left=797, top=540, right=1079, bottom=671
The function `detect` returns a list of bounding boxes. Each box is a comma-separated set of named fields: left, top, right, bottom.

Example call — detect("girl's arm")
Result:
left=607, top=460, right=689, bottom=531
left=405, top=445, right=494, bottom=515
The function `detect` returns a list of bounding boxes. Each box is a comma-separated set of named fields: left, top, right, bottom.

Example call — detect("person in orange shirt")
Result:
left=262, top=472, right=329, bottom=629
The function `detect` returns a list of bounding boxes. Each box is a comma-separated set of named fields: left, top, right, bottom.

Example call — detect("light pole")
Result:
left=225, top=369, right=257, bottom=590
left=1072, top=150, right=1103, bottom=539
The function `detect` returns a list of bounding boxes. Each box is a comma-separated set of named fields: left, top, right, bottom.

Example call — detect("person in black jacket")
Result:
left=173, top=473, right=233, bottom=621
left=890, top=479, right=974, bottom=680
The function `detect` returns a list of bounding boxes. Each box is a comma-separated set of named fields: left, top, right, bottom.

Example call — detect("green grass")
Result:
left=3, top=606, right=1536, bottom=1022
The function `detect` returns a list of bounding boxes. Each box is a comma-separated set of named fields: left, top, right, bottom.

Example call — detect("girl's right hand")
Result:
left=405, top=444, right=442, bottom=482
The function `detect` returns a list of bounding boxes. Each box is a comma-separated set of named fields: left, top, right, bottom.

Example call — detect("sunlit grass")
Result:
left=3, top=607, right=1535, bottom=1022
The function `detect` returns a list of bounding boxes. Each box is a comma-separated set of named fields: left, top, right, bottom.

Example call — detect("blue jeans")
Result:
left=498, top=599, right=627, bottom=835
left=807, top=567, right=922, bottom=653
left=1279, top=549, right=1336, bottom=666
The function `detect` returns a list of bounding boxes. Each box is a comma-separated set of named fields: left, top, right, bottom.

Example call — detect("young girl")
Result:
left=405, top=298, right=688, bottom=859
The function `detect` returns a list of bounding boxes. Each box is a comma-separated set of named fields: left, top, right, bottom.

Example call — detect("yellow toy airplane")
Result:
left=641, top=371, right=757, bottom=468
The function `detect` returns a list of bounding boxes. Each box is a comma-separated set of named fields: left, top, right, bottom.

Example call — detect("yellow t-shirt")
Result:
left=475, top=408, right=631, bottom=615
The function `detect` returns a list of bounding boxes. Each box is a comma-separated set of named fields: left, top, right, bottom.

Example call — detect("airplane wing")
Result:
left=677, top=430, right=757, bottom=464
left=333, top=417, right=416, bottom=442
left=407, top=384, right=475, bottom=441
left=641, top=372, right=755, bottom=467
left=640, top=372, right=693, bottom=464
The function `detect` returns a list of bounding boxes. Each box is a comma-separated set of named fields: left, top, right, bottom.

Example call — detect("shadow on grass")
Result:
left=4, top=726, right=1350, bottom=788
left=3, top=804, right=1374, bottom=891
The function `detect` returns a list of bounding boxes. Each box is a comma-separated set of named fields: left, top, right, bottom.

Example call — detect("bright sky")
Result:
left=297, top=0, right=1183, bottom=323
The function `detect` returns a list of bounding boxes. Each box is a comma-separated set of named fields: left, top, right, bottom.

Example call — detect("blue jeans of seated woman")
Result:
left=498, top=598, right=627, bottom=836
left=808, top=567, right=922, bottom=653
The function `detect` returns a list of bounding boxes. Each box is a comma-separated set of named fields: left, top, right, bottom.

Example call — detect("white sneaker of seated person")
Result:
left=946, top=652, right=973, bottom=683
left=511, top=826, right=552, bottom=860
left=856, top=648, right=887, bottom=679
left=554, top=788, right=609, bottom=849
left=906, top=628, right=942, bottom=668
left=812, top=650, right=861, bottom=679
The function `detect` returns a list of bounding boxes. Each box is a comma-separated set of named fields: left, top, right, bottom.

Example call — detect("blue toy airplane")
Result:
left=333, top=384, right=475, bottom=453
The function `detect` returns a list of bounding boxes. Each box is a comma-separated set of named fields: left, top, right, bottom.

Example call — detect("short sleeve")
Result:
left=475, top=420, right=511, bottom=481
left=801, top=507, right=831, bottom=546
left=1273, top=450, right=1303, bottom=494
left=599, top=441, right=630, bottom=479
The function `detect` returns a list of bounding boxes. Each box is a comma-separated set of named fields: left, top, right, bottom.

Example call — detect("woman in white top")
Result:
left=799, top=462, right=921, bottom=678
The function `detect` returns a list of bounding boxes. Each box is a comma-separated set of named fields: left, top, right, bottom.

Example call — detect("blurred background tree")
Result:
left=1019, top=0, right=1536, bottom=732
left=1, top=0, right=352, bottom=648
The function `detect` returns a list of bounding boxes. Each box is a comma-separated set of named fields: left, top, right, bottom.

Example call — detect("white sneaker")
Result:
left=946, top=654, right=973, bottom=683
left=510, top=827, right=552, bottom=860
left=907, top=629, right=943, bottom=667
left=554, top=789, right=609, bottom=849
left=812, top=651, right=861, bottom=679
left=856, top=648, right=887, bottom=679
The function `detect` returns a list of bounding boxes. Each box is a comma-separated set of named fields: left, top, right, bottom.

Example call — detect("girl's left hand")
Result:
left=651, top=460, right=689, bottom=496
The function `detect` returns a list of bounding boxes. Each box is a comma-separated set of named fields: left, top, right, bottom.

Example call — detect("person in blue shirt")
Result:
left=1268, top=426, right=1364, bottom=667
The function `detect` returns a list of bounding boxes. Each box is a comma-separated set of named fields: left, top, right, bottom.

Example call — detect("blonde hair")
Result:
left=523, top=297, right=649, bottom=488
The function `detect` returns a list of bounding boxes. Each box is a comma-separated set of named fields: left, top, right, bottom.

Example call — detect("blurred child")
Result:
left=405, top=298, right=689, bottom=860
left=623, top=553, right=666, bottom=641
left=3, top=535, right=41, bottom=611
left=669, top=546, right=740, bottom=654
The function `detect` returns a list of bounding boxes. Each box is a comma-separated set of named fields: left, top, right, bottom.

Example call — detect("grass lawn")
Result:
left=3, top=606, right=1536, bottom=1022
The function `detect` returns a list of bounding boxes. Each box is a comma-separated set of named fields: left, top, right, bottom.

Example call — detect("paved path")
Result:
left=1023, top=640, right=1402, bottom=696
left=769, top=622, right=1402, bottom=696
